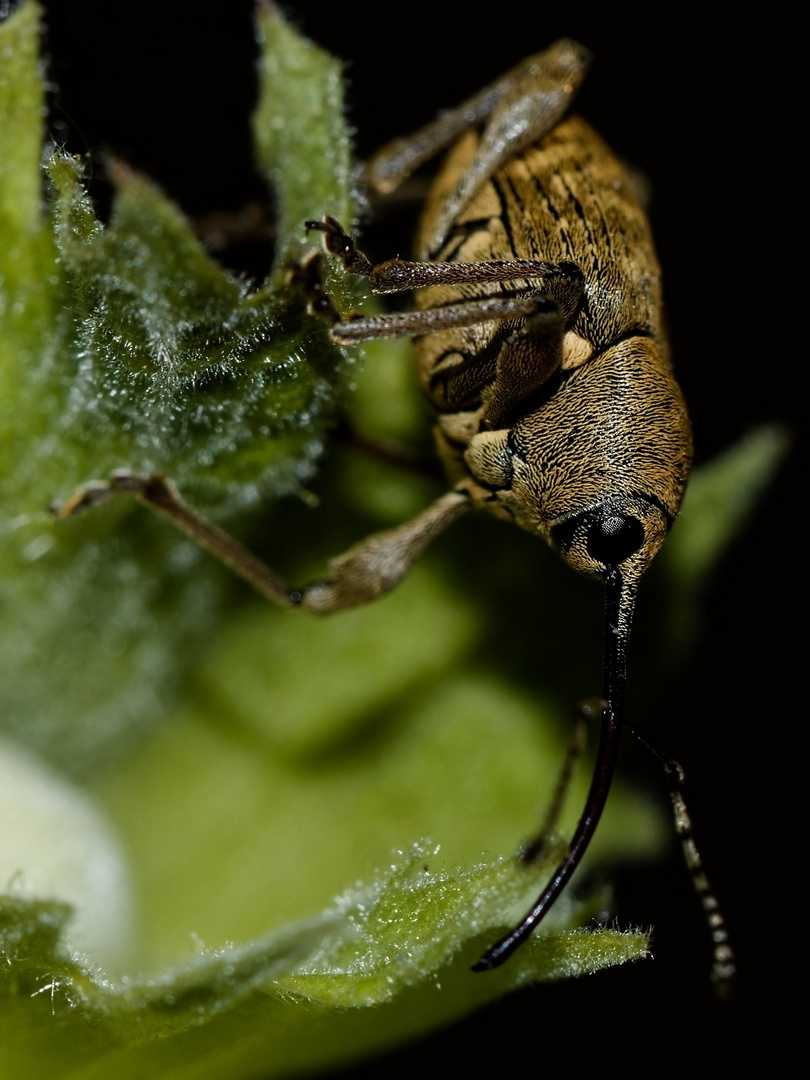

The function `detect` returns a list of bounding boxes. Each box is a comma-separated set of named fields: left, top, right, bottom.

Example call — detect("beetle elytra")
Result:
left=58, top=38, right=733, bottom=979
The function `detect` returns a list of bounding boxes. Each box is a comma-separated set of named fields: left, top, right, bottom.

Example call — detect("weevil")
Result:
left=58, top=39, right=733, bottom=979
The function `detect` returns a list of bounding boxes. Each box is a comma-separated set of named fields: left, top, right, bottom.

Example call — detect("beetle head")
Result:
left=507, top=337, right=692, bottom=605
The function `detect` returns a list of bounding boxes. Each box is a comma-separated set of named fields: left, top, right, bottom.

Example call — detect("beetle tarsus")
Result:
left=291, top=252, right=342, bottom=326
left=306, top=215, right=373, bottom=277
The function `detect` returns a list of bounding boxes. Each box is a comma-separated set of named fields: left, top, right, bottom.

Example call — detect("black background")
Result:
left=34, top=0, right=796, bottom=1069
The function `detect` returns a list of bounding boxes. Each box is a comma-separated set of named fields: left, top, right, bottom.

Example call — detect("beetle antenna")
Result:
left=472, top=568, right=632, bottom=970
left=626, top=723, right=736, bottom=990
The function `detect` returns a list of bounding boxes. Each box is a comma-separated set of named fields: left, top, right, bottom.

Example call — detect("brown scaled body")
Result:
left=416, top=116, right=691, bottom=613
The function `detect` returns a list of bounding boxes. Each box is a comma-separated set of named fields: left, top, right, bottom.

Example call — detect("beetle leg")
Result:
left=307, top=215, right=583, bottom=306
left=364, top=39, right=591, bottom=199
left=298, top=488, right=470, bottom=612
left=326, top=294, right=556, bottom=344
left=54, top=472, right=469, bottom=613
left=423, top=297, right=568, bottom=426
left=302, top=220, right=583, bottom=363
left=332, top=416, right=439, bottom=477
left=369, top=256, right=583, bottom=302
left=521, top=701, right=591, bottom=864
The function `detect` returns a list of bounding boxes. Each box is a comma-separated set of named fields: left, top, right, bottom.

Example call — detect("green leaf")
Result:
left=44, top=150, right=342, bottom=497
left=0, top=0, right=45, bottom=294
left=1, top=846, right=648, bottom=1078
left=0, top=0, right=355, bottom=770
left=253, top=1, right=355, bottom=269
left=659, top=425, right=789, bottom=646
left=665, top=425, right=787, bottom=584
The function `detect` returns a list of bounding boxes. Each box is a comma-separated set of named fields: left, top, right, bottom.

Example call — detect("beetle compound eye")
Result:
left=550, top=507, right=645, bottom=571
left=585, top=513, right=645, bottom=567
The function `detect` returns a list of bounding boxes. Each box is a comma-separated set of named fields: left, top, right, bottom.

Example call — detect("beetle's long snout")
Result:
left=473, top=567, right=634, bottom=970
